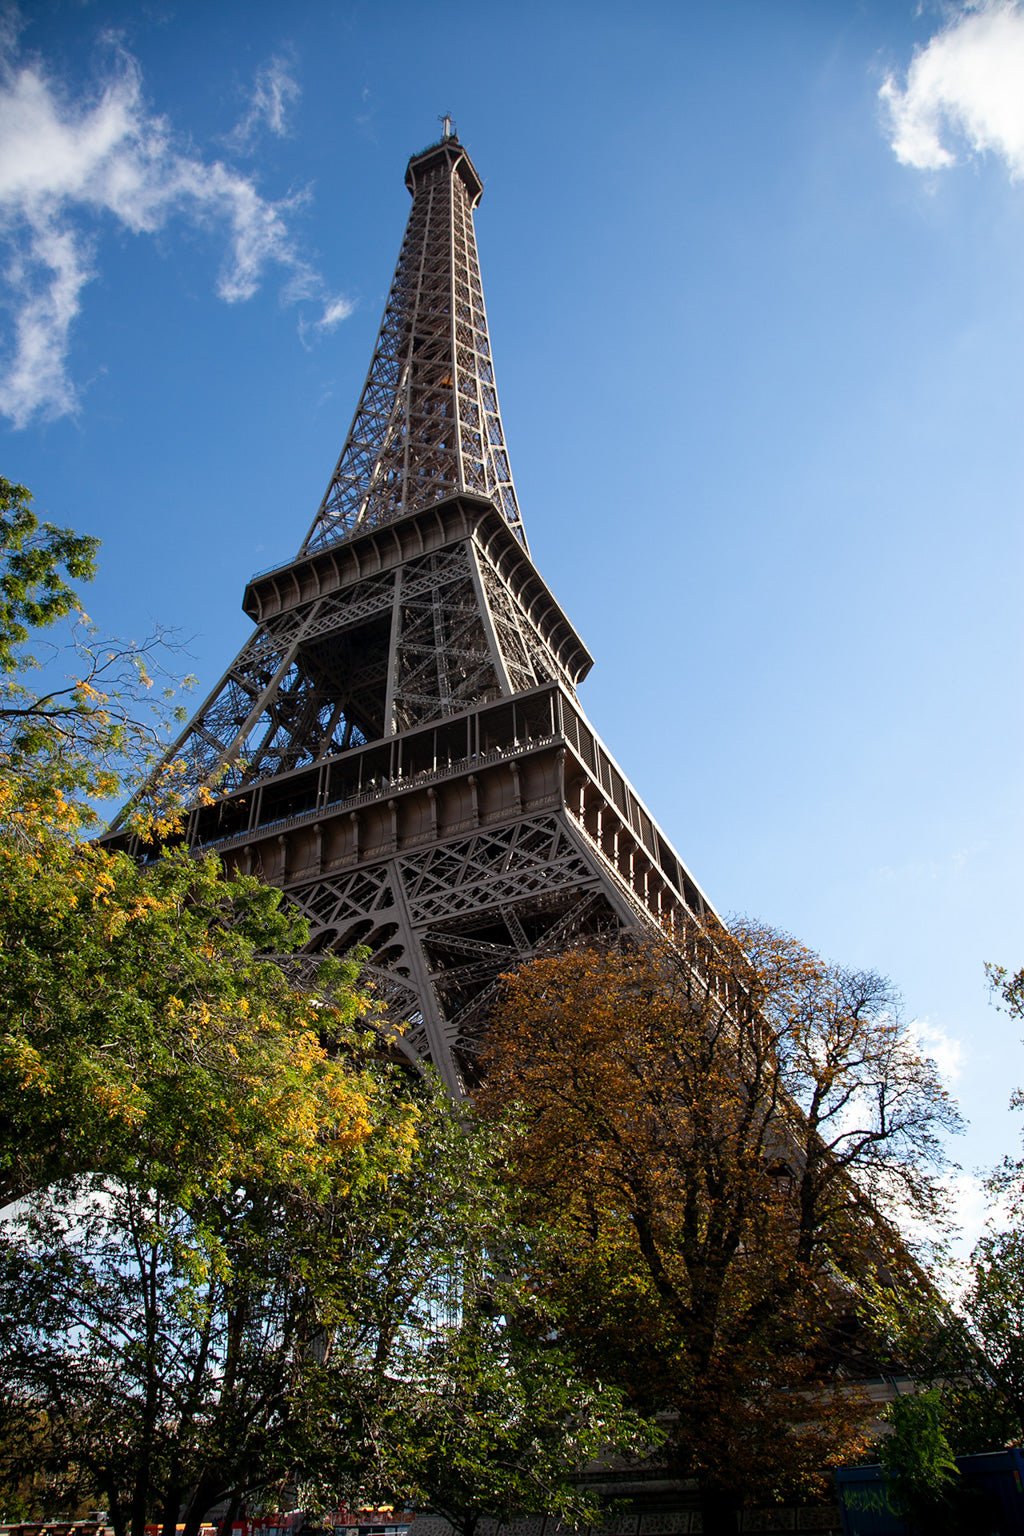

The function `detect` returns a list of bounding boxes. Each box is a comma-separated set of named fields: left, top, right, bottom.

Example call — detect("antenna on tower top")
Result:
left=438, top=113, right=455, bottom=140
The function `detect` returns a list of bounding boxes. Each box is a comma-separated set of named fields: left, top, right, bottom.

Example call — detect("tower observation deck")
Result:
left=110, top=130, right=721, bottom=1094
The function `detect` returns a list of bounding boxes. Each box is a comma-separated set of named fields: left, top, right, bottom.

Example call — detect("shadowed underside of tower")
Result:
left=111, top=130, right=719, bottom=1094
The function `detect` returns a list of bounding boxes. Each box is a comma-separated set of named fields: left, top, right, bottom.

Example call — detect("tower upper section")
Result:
left=300, top=133, right=527, bottom=557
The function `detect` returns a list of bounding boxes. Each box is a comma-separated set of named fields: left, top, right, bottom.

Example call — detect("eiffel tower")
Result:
left=114, top=126, right=721, bottom=1094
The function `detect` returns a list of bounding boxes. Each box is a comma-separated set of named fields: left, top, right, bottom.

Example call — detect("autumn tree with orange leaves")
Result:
left=480, top=923, right=961, bottom=1535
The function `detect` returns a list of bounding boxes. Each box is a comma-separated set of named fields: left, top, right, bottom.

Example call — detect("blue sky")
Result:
left=1, top=0, right=1021, bottom=1251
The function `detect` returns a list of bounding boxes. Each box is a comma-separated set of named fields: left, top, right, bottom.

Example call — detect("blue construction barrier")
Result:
left=835, top=1448, right=1024, bottom=1534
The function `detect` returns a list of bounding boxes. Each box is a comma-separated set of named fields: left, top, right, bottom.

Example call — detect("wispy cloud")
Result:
left=225, top=54, right=301, bottom=153
left=315, top=295, right=355, bottom=332
left=908, top=1015, right=966, bottom=1086
left=880, top=1, right=1024, bottom=180
left=0, top=33, right=349, bottom=428
left=297, top=293, right=356, bottom=352
left=878, top=840, right=988, bottom=884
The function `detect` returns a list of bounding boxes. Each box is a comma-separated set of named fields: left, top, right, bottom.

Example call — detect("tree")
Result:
left=0, top=478, right=427, bottom=1529
left=863, top=962, right=1024, bottom=1463
left=0, top=1087, right=649, bottom=1536
left=891, top=962, right=1024, bottom=1454
left=0, top=476, right=190, bottom=818
left=332, top=1092, right=653, bottom=1536
left=986, top=963, right=1024, bottom=1028
left=0, top=1156, right=409, bottom=1536
left=863, top=1265, right=1016, bottom=1462
left=0, top=477, right=97, bottom=679
left=385, top=1298, right=648, bottom=1536
left=0, top=812, right=389, bottom=1208
left=479, top=925, right=961, bottom=1535
left=965, top=960, right=1024, bottom=1437
left=0, top=478, right=390, bottom=1207
left=878, top=1389, right=959, bottom=1536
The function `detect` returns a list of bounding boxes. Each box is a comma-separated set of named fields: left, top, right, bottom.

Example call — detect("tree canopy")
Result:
left=479, top=924, right=961, bottom=1531
left=0, top=476, right=394, bottom=1208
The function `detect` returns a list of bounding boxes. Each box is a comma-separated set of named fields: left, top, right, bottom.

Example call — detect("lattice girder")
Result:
left=126, top=506, right=581, bottom=815
left=260, top=806, right=634, bottom=1091
left=301, top=135, right=526, bottom=555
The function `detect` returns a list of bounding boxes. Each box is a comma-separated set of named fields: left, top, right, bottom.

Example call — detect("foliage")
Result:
left=985, top=960, right=1024, bottom=1220
left=865, top=962, right=1024, bottom=1461
left=864, top=1269, right=1016, bottom=1459
left=0, top=477, right=191, bottom=820
left=335, top=1092, right=654, bottom=1536
left=986, top=963, right=1024, bottom=1027
left=479, top=924, right=961, bottom=1528
left=962, top=1230, right=1024, bottom=1437
left=0, top=692, right=413, bottom=1533
left=967, top=960, right=1024, bottom=1439
left=0, top=1088, right=648, bottom=1536
left=0, top=477, right=390, bottom=1207
left=0, top=1165, right=395, bottom=1536
left=894, top=961, right=1024, bottom=1452
left=878, top=1390, right=959, bottom=1534
left=0, top=805, right=385, bottom=1208
left=0, top=477, right=97, bottom=677
left=387, top=1301, right=648, bottom=1536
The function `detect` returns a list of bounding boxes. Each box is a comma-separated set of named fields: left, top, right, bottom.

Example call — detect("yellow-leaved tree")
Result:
left=0, top=476, right=417, bottom=1534
left=0, top=475, right=393, bottom=1208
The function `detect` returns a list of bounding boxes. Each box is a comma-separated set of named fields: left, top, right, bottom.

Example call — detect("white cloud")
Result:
left=880, top=2, right=1024, bottom=180
left=297, top=293, right=356, bottom=352
left=225, top=55, right=301, bottom=153
left=908, top=1015, right=966, bottom=1085
left=316, top=295, right=355, bottom=331
left=0, top=36, right=349, bottom=427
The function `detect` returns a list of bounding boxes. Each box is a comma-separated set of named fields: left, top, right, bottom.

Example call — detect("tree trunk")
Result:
left=698, top=1484, right=738, bottom=1536
left=105, top=1490, right=128, bottom=1536
left=219, top=1494, right=242, bottom=1536
left=180, top=1474, right=224, bottom=1536
left=159, top=1463, right=183, bottom=1536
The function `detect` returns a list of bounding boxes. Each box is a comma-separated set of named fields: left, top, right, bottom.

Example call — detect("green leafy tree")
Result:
left=903, top=963, right=1024, bottom=1451
left=864, top=1270, right=1017, bottom=1459
left=962, top=1230, right=1024, bottom=1437
left=0, top=1157, right=411, bottom=1536
left=0, top=476, right=188, bottom=811
left=0, top=480, right=419, bottom=1530
left=333, top=1092, right=654, bottom=1536
left=0, top=476, right=97, bottom=677
left=878, top=1390, right=959, bottom=1535
left=387, top=1301, right=649, bottom=1536
left=0, top=1089, right=646, bottom=1536
left=0, top=816, right=386, bottom=1208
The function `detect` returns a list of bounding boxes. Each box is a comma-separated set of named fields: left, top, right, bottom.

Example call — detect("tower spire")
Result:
left=301, top=132, right=527, bottom=557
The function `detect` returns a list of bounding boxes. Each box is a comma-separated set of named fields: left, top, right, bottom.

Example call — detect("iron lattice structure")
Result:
left=302, top=134, right=526, bottom=555
left=111, top=131, right=720, bottom=1094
